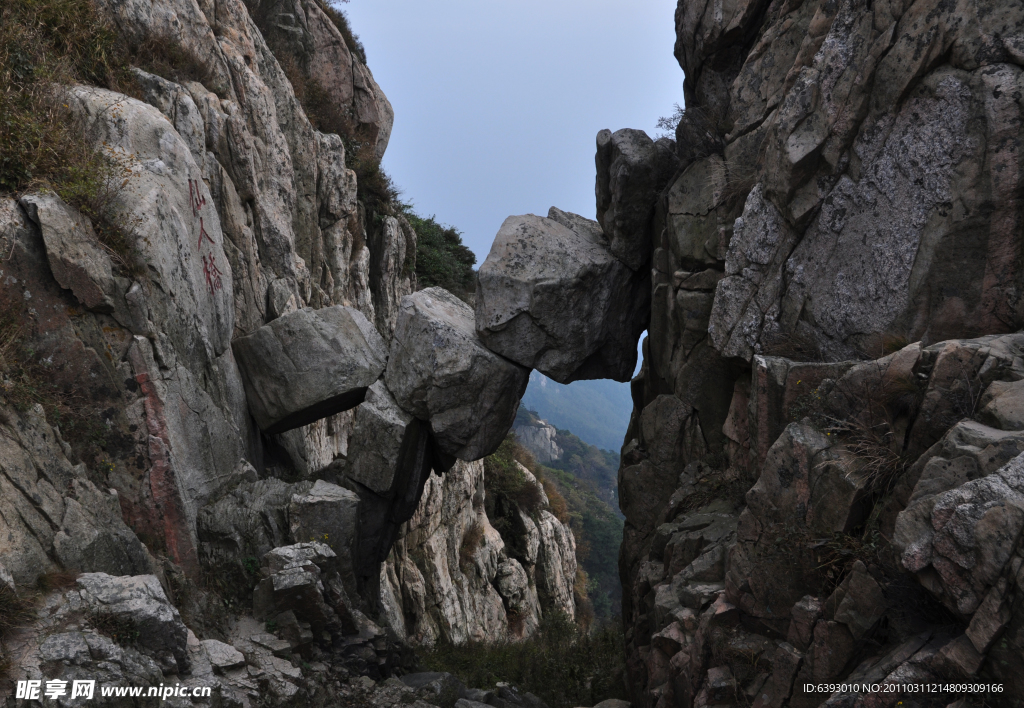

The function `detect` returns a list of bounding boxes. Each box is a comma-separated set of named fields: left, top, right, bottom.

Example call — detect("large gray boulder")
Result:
left=595, top=128, right=679, bottom=270
left=475, top=209, right=650, bottom=383
left=387, top=287, right=529, bottom=460
left=75, top=573, right=190, bottom=674
left=232, top=306, right=386, bottom=434
left=288, top=480, right=360, bottom=593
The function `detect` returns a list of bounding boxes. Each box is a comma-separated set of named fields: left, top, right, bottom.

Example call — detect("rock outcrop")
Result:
left=475, top=209, right=650, bottom=384
left=0, top=2, right=585, bottom=699
left=513, top=416, right=562, bottom=465
left=380, top=459, right=578, bottom=645
left=590, top=0, right=1024, bottom=704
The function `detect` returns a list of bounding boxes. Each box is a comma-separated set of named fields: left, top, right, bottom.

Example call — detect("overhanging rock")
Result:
left=232, top=305, right=387, bottom=434
left=475, top=208, right=650, bottom=383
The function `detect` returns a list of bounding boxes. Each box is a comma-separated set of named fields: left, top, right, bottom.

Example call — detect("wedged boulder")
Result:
left=288, top=481, right=360, bottom=593
left=345, top=380, right=436, bottom=586
left=476, top=209, right=650, bottom=383
left=595, top=128, right=680, bottom=270
left=387, top=287, right=529, bottom=460
left=75, top=573, right=189, bottom=674
left=232, top=305, right=386, bottom=434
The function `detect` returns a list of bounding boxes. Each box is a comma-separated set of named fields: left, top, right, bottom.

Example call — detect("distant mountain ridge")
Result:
left=513, top=407, right=624, bottom=620
left=519, top=371, right=633, bottom=453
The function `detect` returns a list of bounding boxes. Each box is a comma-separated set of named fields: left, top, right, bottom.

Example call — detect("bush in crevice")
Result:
left=404, top=211, right=477, bottom=302
left=0, top=585, right=36, bottom=638
left=459, top=522, right=485, bottom=573
left=483, top=433, right=549, bottom=542
left=0, top=314, right=112, bottom=455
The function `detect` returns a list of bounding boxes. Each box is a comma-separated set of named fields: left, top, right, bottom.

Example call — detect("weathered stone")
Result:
left=232, top=305, right=386, bottom=434
left=811, top=620, right=856, bottom=682
left=706, top=665, right=737, bottom=704
left=832, top=562, right=886, bottom=640
left=475, top=211, right=649, bottom=383
left=201, top=639, right=245, bottom=672
left=978, top=380, right=1024, bottom=431
left=76, top=573, right=190, bottom=673
left=387, top=287, right=528, bottom=460
left=198, top=478, right=312, bottom=574
left=895, top=451, right=1024, bottom=614
left=289, top=481, right=359, bottom=591
left=965, top=580, right=1011, bottom=653
left=787, top=596, right=823, bottom=651
left=595, top=128, right=679, bottom=270
left=20, top=193, right=119, bottom=314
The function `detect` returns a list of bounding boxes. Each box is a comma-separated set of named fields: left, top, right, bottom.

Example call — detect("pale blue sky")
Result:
left=344, top=0, right=683, bottom=263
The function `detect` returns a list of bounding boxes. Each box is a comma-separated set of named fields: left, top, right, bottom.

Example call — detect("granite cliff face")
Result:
left=610, top=0, right=1024, bottom=705
left=0, top=0, right=579, bottom=701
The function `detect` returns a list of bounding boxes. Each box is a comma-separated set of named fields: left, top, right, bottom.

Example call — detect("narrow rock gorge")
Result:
left=1, top=0, right=1023, bottom=706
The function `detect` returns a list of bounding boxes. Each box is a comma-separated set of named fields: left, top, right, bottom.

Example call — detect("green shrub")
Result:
left=539, top=465, right=623, bottom=622
left=419, top=613, right=627, bottom=708
left=405, top=212, right=477, bottom=301
left=483, top=433, right=549, bottom=549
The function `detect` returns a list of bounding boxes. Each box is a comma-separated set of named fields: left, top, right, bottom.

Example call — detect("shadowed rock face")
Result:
left=596, top=128, right=680, bottom=271
left=232, top=305, right=387, bottom=434
left=612, top=0, right=1024, bottom=702
left=475, top=209, right=650, bottom=384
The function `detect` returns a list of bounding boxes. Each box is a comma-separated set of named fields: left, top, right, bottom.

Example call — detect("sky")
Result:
left=343, top=0, right=684, bottom=263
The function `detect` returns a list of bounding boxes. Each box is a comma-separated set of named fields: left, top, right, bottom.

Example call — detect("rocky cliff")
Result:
left=0, top=0, right=580, bottom=701
left=608, top=0, right=1024, bottom=705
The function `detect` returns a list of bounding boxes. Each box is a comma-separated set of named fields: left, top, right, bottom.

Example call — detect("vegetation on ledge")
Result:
left=405, top=211, right=477, bottom=302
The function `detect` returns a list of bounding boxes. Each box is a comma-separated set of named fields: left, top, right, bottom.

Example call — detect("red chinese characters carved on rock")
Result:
left=202, top=254, right=223, bottom=295
left=189, top=177, right=221, bottom=295
left=188, top=178, right=207, bottom=216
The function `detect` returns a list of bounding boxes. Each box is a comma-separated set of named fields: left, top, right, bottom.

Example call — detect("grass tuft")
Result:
left=0, top=0, right=155, bottom=276
left=36, top=570, right=80, bottom=593
left=0, top=585, right=36, bottom=638
left=419, top=613, right=627, bottom=708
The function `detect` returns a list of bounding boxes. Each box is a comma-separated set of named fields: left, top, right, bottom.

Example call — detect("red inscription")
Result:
left=196, top=217, right=215, bottom=250
left=188, top=178, right=207, bottom=216
left=202, top=253, right=223, bottom=294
